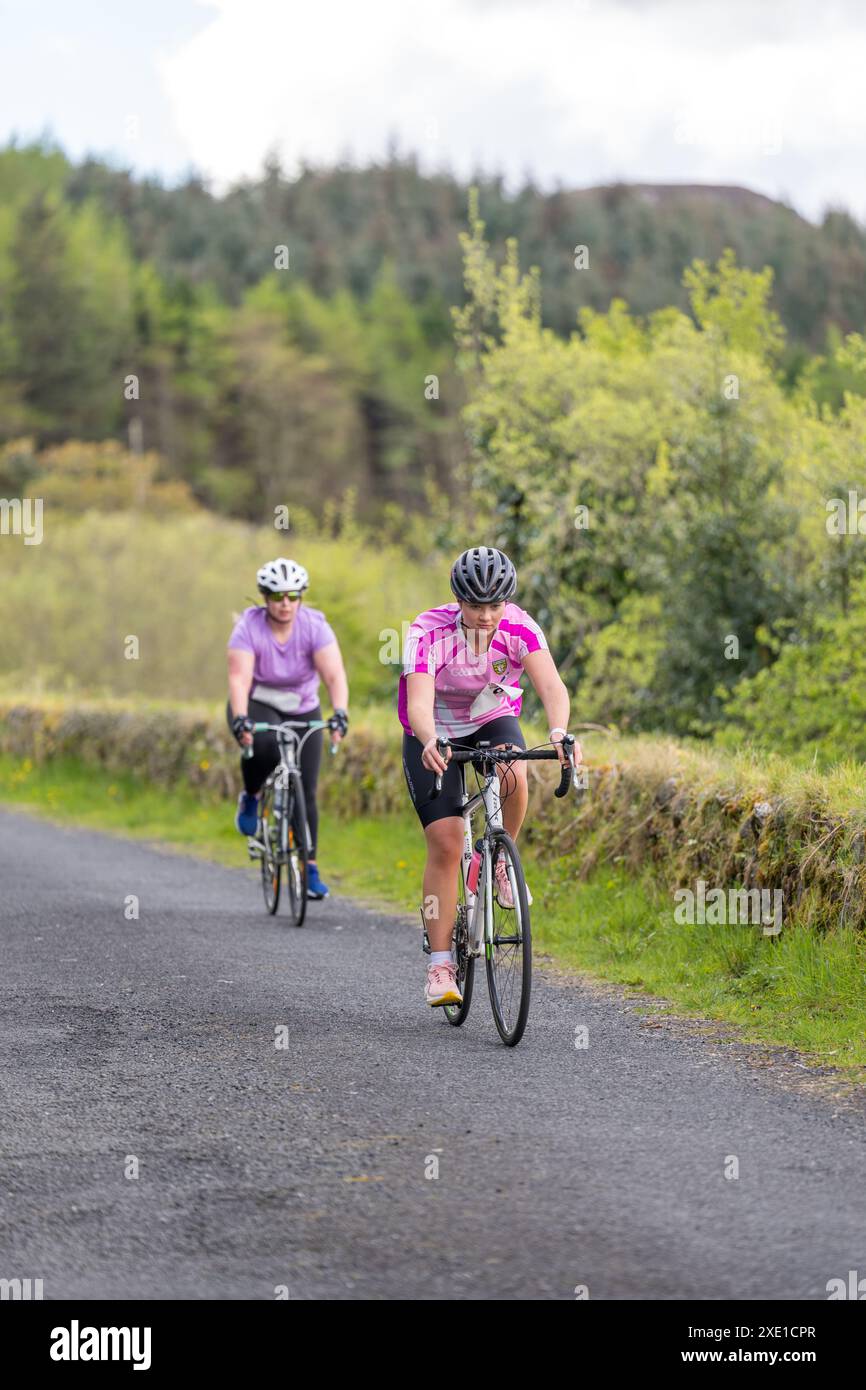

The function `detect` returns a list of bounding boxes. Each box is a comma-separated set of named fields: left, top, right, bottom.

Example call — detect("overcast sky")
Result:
left=2, top=0, right=865, bottom=222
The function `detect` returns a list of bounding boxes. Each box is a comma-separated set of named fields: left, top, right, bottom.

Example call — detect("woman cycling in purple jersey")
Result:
left=227, top=557, right=349, bottom=901
left=399, top=546, right=580, bottom=1007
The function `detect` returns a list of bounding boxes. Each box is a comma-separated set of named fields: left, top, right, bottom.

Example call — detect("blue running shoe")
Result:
left=235, top=792, right=259, bottom=836
left=306, top=864, right=329, bottom=899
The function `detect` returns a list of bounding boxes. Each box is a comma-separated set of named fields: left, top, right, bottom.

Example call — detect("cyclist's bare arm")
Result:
left=406, top=673, right=449, bottom=772
left=313, top=640, right=349, bottom=742
left=521, top=649, right=577, bottom=764
left=228, top=648, right=255, bottom=746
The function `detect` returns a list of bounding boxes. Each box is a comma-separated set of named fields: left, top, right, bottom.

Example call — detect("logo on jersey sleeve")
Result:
left=492, top=658, right=507, bottom=675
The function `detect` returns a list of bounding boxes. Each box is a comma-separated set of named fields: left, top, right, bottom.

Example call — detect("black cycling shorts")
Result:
left=402, top=715, right=526, bottom=827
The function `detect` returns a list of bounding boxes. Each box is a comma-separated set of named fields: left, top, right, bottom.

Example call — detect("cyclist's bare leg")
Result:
left=423, top=817, right=464, bottom=952
left=494, top=746, right=528, bottom=840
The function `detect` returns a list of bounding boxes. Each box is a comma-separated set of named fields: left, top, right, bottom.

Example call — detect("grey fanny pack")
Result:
left=251, top=682, right=303, bottom=715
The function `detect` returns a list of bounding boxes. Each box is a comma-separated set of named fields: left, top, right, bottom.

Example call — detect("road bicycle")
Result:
left=243, top=717, right=341, bottom=925
left=425, top=733, right=584, bottom=1046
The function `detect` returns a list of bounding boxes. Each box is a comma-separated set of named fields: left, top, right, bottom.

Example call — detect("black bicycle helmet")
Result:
left=450, top=546, right=517, bottom=604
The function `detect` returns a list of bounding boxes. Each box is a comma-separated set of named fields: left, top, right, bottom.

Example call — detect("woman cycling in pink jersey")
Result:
left=399, top=546, right=580, bottom=1008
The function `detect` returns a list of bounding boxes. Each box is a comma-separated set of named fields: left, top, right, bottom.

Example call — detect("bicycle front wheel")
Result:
left=485, top=831, right=531, bottom=1046
left=284, top=773, right=308, bottom=927
left=259, top=783, right=281, bottom=915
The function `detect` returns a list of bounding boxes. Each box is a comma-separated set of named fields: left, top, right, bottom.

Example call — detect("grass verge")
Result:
left=3, top=753, right=866, bottom=1077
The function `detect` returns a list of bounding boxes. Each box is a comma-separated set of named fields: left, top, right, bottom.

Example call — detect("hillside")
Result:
left=59, top=149, right=866, bottom=346
left=3, top=141, right=866, bottom=525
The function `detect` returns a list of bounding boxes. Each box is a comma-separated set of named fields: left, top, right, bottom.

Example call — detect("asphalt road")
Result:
left=1, top=807, right=865, bottom=1300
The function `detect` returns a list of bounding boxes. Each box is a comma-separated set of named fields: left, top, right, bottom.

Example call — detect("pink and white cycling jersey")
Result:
left=398, top=602, right=548, bottom=738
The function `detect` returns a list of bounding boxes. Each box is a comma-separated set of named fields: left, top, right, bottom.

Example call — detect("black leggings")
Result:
left=226, top=698, right=323, bottom=857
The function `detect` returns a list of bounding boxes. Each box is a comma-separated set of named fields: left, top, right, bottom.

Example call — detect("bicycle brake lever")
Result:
left=571, top=763, right=589, bottom=803
left=429, top=736, right=451, bottom=800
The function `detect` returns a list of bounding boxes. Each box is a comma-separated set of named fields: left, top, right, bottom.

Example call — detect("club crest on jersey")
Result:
left=492, top=658, right=507, bottom=675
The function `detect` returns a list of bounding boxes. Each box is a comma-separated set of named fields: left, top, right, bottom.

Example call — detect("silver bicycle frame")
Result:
left=250, top=722, right=322, bottom=858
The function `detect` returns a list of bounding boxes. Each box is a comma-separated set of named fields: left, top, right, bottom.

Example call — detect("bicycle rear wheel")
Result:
left=444, top=869, right=475, bottom=1026
left=284, top=773, right=308, bottom=927
left=485, top=831, right=531, bottom=1046
left=259, top=782, right=281, bottom=915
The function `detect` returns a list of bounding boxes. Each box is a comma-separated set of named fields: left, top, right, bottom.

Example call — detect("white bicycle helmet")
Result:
left=256, top=557, right=310, bottom=594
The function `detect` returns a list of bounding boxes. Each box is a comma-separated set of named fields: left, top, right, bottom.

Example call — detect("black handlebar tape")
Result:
left=427, top=740, right=578, bottom=796
left=449, top=748, right=561, bottom=762
left=554, top=763, right=572, bottom=798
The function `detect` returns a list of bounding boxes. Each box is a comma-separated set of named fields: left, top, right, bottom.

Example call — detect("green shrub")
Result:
left=0, top=510, right=446, bottom=705
left=717, top=573, right=866, bottom=764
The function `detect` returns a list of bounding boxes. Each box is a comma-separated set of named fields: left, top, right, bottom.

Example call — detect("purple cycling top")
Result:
left=398, top=602, right=548, bottom=738
left=228, top=604, right=336, bottom=708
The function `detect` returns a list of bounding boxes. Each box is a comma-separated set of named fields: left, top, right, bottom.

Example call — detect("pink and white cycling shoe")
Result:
left=425, top=961, right=463, bottom=1007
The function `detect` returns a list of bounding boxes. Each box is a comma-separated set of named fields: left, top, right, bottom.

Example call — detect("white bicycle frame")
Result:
left=458, top=762, right=523, bottom=958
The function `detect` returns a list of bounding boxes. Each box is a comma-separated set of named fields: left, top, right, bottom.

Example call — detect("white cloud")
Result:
left=158, top=0, right=866, bottom=220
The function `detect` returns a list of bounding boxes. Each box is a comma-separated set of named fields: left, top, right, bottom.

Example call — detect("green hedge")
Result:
left=0, top=697, right=410, bottom=818
left=4, top=697, right=866, bottom=934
